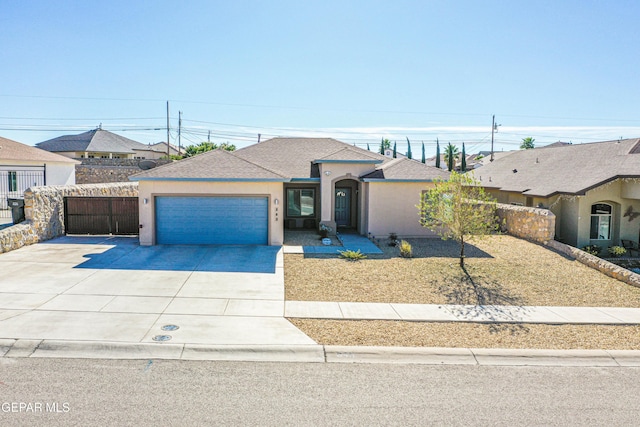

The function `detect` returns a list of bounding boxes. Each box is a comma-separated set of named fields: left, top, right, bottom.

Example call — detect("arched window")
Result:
left=590, top=203, right=612, bottom=240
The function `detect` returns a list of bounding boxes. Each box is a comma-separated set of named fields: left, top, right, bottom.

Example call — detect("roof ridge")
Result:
left=317, top=145, right=386, bottom=161
left=378, top=157, right=405, bottom=169
left=222, top=149, right=289, bottom=178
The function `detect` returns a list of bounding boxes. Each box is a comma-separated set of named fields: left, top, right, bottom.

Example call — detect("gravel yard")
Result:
left=289, top=319, right=640, bottom=350
left=285, top=234, right=640, bottom=349
left=284, top=230, right=342, bottom=247
left=285, top=235, right=640, bottom=307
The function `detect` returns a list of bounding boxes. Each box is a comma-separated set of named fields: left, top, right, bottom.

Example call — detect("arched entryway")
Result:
left=334, top=178, right=359, bottom=230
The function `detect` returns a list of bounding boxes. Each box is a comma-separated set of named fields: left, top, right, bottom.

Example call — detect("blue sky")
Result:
left=1, top=0, right=639, bottom=155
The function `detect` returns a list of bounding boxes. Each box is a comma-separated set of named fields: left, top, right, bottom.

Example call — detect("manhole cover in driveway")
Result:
left=152, top=335, right=172, bottom=342
left=161, top=325, right=180, bottom=331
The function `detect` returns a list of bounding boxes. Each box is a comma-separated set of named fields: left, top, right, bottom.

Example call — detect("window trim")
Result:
left=590, top=203, right=612, bottom=240
left=8, top=171, right=17, bottom=192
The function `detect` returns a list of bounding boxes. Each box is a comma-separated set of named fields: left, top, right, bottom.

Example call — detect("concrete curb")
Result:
left=3, top=339, right=640, bottom=366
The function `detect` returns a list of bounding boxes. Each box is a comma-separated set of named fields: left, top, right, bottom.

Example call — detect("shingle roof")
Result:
left=132, top=137, right=448, bottom=182
left=234, top=137, right=389, bottom=178
left=316, top=147, right=385, bottom=162
left=361, top=157, right=450, bottom=180
left=130, top=149, right=288, bottom=180
left=472, top=138, right=640, bottom=197
left=0, top=135, right=78, bottom=163
left=36, top=129, right=148, bottom=154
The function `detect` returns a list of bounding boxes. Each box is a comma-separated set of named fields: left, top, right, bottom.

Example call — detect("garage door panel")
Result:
left=155, top=196, right=268, bottom=245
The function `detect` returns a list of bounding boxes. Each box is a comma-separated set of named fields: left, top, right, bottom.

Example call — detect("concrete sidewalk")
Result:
left=285, top=301, right=640, bottom=324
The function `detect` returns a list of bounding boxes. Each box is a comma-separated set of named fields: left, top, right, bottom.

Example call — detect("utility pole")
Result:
left=178, top=111, right=182, bottom=156
left=258, top=133, right=261, bottom=143
left=490, top=115, right=500, bottom=162
left=166, top=101, right=170, bottom=158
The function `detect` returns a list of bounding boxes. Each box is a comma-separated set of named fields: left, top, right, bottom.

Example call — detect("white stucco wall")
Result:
left=45, top=162, right=76, bottom=185
left=137, top=180, right=284, bottom=246
left=0, top=160, right=75, bottom=186
left=365, top=181, right=439, bottom=238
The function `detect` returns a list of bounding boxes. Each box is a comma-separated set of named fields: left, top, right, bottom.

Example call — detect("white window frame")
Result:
left=590, top=203, right=612, bottom=240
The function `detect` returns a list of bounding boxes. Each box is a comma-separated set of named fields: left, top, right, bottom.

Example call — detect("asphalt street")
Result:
left=1, top=358, right=639, bottom=426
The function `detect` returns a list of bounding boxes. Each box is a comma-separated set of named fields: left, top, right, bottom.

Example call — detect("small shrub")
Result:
left=581, top=245, right=602, bottom=256
left=399, top=240, right=413, bottom=258
left=388, top=233, right=398, bottom=246
left=339, top=249, right=367, bottom=261
left=608, top=245, right=627, bottom=258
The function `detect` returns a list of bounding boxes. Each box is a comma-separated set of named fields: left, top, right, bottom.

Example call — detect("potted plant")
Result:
left=319, top=223, right=332, bottom=238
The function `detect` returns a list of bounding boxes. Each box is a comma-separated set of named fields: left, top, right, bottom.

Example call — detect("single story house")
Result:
left=131, top=137, right=450, bottom=245
left=0, top=135, right=78, bottom=210
left=472, top=138, right=640, bottom=249
left=36, top=128, right=167, bottom=160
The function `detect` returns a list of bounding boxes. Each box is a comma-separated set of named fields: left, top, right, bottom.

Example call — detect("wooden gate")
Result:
left=64, top=197, right=139, bottom=235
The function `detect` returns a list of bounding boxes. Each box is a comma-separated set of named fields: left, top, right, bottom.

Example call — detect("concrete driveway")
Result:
left=0, top=236, right=315, bottom=346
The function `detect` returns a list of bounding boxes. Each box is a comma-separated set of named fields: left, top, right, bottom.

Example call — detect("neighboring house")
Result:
left=473, top=138, right=640, bottom=249
left=36, top=128, right=166, bottom=160
left=144, top=142, right=184, bottom=157
left=0, top=135, right=77, bottom=210
left=131, top=137, right=449, bottom=246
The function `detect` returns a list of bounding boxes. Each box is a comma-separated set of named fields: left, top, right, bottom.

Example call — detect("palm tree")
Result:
left=444, top=143, right=459, bottom=172
left=379, top=138, right=391, bottom=154
left=461, top=143, right=467, bottom=172
left=520, top=137, right=535, bottom=149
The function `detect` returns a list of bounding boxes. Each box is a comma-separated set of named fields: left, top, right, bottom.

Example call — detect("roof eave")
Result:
left=131, top=177, right=290, bottom=182
left=289, top=178, right=321, bottom=183
left=360, top=178, right=438, bottom=183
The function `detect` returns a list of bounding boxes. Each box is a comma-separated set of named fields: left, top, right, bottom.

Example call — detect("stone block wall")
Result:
left=75, top=158, right=172, bottom=184
left=496, top=203, right=556, bottom=244
left=0, top=223, right=39, bottom=254
left=547, top=240, right=640, bottom=288
left=0, top=183, right=138, bottom=254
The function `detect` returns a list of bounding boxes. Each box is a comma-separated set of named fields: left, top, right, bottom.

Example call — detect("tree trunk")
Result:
left=459, top=236, right=465, bottom=267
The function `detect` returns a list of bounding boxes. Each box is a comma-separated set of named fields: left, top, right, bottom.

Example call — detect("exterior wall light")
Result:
left=324, top=171, right=332, bottom=176
left=274, top=198, right=279, bottom=205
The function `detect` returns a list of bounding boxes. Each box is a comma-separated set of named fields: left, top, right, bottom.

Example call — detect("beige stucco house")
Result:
left=473, top=138, right=640, bottom=249
left=131, top=137, right=449, bottom=245
left=0, top=135, right=77, bottom=212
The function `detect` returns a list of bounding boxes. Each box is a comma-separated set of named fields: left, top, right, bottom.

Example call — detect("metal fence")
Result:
left=0, top=167, right=45, bottom=222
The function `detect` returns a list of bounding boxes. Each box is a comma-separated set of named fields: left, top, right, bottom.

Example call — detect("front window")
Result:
left=8, top=171, right=17, bottom=192
left=287, top=188, right=315, bottom=217
left=590, top=203, right=612, bottom=240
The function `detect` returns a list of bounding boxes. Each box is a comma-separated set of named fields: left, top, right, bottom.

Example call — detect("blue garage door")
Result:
left=155, top=196, right=269, bottom=245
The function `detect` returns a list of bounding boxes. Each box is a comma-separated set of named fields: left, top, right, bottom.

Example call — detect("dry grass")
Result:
left=290, top=319, right=640, bottom=350
left=285, top=235, right=640, bottom=307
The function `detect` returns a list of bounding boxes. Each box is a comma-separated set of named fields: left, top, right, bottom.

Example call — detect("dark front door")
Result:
left=335, top=188, right=351, bottom=227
